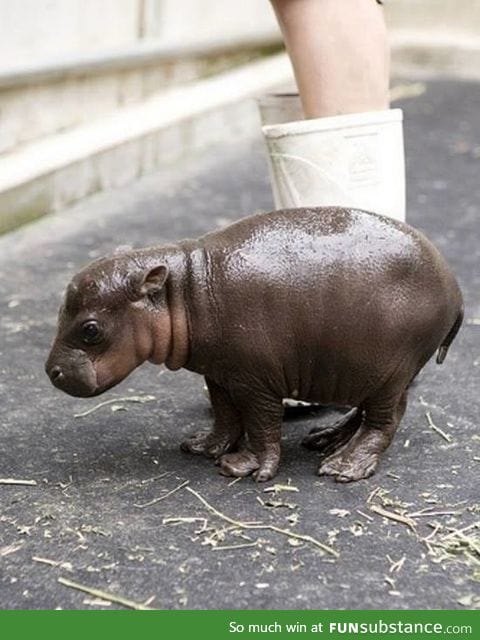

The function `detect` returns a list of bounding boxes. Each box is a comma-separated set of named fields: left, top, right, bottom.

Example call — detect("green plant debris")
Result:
left=163, top=516, right=207, bottom=528
left=135, top=480, right=189, bottom=508
left=83, top=598, right=112, bottom=607
left=423, top=521, right=480, bottom=572
left=17, top=525, right=33, bottom=535
left=384, top=575, right=396, bottom=590
left=33, top=556, right=73, bottom=571
left=110, top=404, right=128, bottom=412
left=407, top=509, right=462, bottom=519
left=368, top=487, right=413, bottom=510
left=387, top=555, right=406, bottom=574
left=186, top=486, right=339, bottom=557
left=139, top=472, right=170, bottom=485
left=286, top=513, right=300, bottom=527
left=287, top=538, right=303, bottom=547
left=227, top=477, right=243, bottom=487
left=74, top=395, right=156, bottom=418
left=79, top=524, right=110, bottom=537
left=58, top=577, right=154, bottom=611
left=263, top=483, right=299, bottom=494
left=357, top=510, right=374, bottom=522
left=329, top=508, right=350, bottom=518
left=457, top=594, right=480, bottom=609
left=212, top=541, right=258, bottom=552
left=257, top=496, right=297, bottom=510
left=199, top=523, right=241, bottom=548
left=369, top=504, right=416, bottom=532
left=0, top=542, right=24, bottom=557
left=0, top=478, right=37, bottom=486
left=386, top=472, right=400, bottom=480
left=349, top=523, right=365, bottom=537
left=366, top=486, right=479, bottom=585
left=425, top=411, right=453, bottom=443
left=442, top=522, right=480, bottom=540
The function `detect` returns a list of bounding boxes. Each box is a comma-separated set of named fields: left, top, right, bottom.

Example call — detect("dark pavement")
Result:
left=0, top=78, right=478, bottom=610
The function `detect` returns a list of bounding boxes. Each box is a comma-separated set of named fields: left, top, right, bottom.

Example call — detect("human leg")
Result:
left=263, top=0, right=405, bottom=221
left=269, top=0, right=390, bottom=118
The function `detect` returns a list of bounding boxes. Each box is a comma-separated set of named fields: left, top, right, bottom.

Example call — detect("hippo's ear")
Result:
left=138, top=265, right=169, bottom=298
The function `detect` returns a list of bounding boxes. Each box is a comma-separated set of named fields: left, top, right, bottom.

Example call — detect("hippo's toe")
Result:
left=218, top=450, right=260, bottom=477
left=318, top=449, right=380, bottom=482
left=180, top=430, right=211, bottom=455
left=334, top=455, right=379, bottom=482
left=317, top=455, right=344, bottom=477
left=181, top=430, right=237, bottom=458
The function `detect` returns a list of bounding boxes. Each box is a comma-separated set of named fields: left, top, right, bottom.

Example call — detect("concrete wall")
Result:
left=0, top=53, right=268, bottom=156
left=3, top=0, right=479, bottom=70
left=385, top=0, right=480, bottom=37
left=0, top=0, right=141, bottom=66
left=0, top=0, right=278, bottom=69
left=2, top=0, right=480, bottom=234
left=0, top=0, right=280, bottom=156
left=142, top=0, right=277, bottom=43
left=1, top=2, right=479, bottom=155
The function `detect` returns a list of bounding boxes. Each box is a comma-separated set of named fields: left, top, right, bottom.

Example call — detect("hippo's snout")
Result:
left=48, top=364, right=63, bottom=384
left=45, top=348, right=98, bottom=397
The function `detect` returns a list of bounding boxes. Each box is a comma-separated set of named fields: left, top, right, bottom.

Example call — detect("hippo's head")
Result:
left=45, top=252, right=171, bottom=397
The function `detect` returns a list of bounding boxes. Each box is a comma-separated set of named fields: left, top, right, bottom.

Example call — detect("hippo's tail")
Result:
left=436, top=306, right=464, bottom=364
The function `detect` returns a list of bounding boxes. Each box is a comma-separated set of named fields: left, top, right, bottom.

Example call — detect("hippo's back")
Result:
left=188, top=207, right=462, bottom=403
left=199, top=207, right=462, bottom=349
left=199, top=207, right=442, bottom=290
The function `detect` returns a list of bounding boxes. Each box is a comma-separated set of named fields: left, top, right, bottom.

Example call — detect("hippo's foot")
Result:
left=302, top=408, right=361, bottom=457
left=317, top=428, right=385, bottom=482
left=180, top=429, right=236, bottom=458
left=318, top=450, right=379, bottom=482
left=218, top=447, right=279, bottom=482
left=218, top=449, right=260, bottom=478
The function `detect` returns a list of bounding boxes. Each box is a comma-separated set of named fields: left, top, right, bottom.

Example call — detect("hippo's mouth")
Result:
left=88, top=378, right=120, bottom=397
left=46, top=356, right=99, bottom=397
left=51, top=374, right=120, bottom=398
left=47, top=360, right=131, bottom=398
left=49, top=375, right=98, bottom=398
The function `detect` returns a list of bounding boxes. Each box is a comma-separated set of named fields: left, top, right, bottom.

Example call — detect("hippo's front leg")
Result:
left=219, top=393, right=283, bottom=482
left=180, top=377, right=243, bottom=458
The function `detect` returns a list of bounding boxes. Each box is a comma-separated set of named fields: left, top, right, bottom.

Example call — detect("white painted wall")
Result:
left=2, top=0, right=480, bottom=71
left=0, top=0, right=280, bottom=154
left=2, top=0, right=479, bottom=160
left=385, top=0, right=480, bottom=37
left=141, top=0, right=278, bottom=44
left=0, top=0, right=141, bottom=66
left=0, top=0, right=279, bottom=68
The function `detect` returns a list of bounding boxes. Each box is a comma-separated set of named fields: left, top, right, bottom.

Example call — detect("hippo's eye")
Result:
left=81, top=321, right=102, bottom=345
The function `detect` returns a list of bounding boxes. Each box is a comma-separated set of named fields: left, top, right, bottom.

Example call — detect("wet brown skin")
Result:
left=45, top=207, right=463, bottom=482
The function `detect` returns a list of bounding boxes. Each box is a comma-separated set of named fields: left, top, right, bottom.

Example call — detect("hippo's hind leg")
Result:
left=219, top=392, right=283, bottom=482
left=180, top=378, right=243, bottom=458
left=301, top=408, right=362, bottom=457
left=318, top=389, right=408, bottom=482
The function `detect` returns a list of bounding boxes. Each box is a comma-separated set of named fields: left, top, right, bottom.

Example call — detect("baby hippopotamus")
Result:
left=45, top=207, right=463, bottom=482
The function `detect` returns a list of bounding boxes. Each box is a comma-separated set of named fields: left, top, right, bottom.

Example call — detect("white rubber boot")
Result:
left=258, top=94, right=406, bottom=408
left=259, top=94, right=405, bottom=222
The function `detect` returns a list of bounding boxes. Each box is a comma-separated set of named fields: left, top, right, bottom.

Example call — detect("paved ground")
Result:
left=0, top=78, right=479, bottom=611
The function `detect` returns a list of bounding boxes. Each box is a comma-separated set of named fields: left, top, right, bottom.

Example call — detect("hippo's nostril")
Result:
left=49, top=365, right=64, bottom=383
